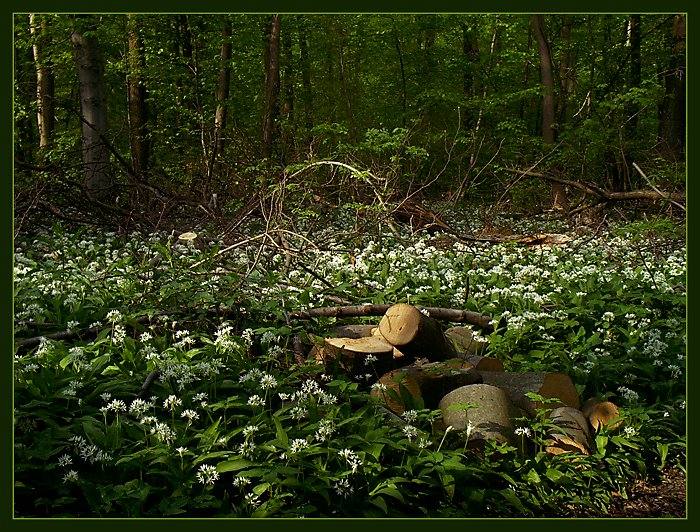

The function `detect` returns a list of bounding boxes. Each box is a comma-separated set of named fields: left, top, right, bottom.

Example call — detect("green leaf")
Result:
left=545, top=468, right=564, bottom=483
left=216, top=459, right=255, bottom=473
left=273, top=416, right=289, bottom=447
left=525, top=469, right=541, bottom=484
left=369, top=495, right=388, bottom=514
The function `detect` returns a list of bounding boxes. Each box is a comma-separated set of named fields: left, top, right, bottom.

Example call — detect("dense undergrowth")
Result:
left=13, top=208, right=686, bottom=517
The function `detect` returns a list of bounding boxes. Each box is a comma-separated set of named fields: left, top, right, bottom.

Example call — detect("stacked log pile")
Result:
left=311, top=303, right=623, bottom=456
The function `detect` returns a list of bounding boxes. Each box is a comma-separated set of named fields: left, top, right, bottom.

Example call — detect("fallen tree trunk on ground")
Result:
left=505, top=167, right=685, bottom=204
left=290, top=304, right=494, bottom=332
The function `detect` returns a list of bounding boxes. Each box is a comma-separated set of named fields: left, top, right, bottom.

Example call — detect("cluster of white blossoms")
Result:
left=338, top=448, right=362, bottom=474
left=196, top=464, right=219, bottom=485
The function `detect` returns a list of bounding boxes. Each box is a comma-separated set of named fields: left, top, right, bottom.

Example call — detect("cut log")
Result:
left=581, top=398, right=623, bottom=431
left=478, top=371, right=580, bottom=415
left=289, top=304, right=494, bottom=332
left=410, top=359, right=483, bottom=407
left=370, top=369, right=423, bottom=415
left=445, top=326, right=488, bottom=356
left=439, top=384, right=517, bottom=447
left=546, top=407, right=591, bottom=455
left=330, top=324, right=377, bottom=339
left=378, top=303, right=455, bottom=360
left=465, top=355, right=504, bottom=372
left=317, top=336, right=394, bottom=375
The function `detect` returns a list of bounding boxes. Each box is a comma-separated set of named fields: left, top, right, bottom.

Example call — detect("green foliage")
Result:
left=13, top=212, right=685, bottom=517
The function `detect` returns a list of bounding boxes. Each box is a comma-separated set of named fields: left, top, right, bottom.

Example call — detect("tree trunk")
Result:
left=558, top=15, right=575, bottom=125
left=29, top=14, right=55, bottom=151
left=281, top=22, right=295, bottom=164
left=532, top=14, right=568, bottom=212
left=659, top=14, right=685, bottom=160
left=460, top=20, right=480, bottom=128
left=392, top=24, right=407, bottom=127
left=627, top=15, right=641, bottom=129
left=207, top=19, right=232, bottom=187
left=262, top=14, right=281, bottom=161
left=126, top=14, right=149, bottom=178
left=71, top=21, right=111, bottom=198
left=299, top=21, right=313, bottom=132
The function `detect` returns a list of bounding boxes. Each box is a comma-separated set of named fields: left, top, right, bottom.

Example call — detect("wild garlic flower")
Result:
left=364, top=354, right=378, bottom=366
left=289, top=438, right=309, bottom=454
left=333, top=478, right=354, bottom=498
left=624, top=426, right=637, bottom=437
left=617, top=386, right=639, bottom=402
left=419, top=308, right=431, bottom=317
left=233, top=475, right=251, bottom=488
left=62, top=470, right=79, bottom=483
left=402, top=410, right=418, bottom=423
left=181, top=409, right=199, bottom=423
left=514, top=426, right=531, bottom=438
left=100, top=393, right=112, bottom=402
left=403, top=425, right=419, bottom=441
left=338, top=448, right=362, bottom=473
left=57, top=454, right=73, bottom=467
left=238, top=441, right=256, bottom=458
left=151, top=422, right=176, bottom=445
left=106, top=310, right=122, bottom=323
left=129, top=399, right=150, bottom=417
left=163, top=395, right=182, bottom=410
left=196, top=464, right=219, bottom=485
left=242, top=425, right=260, bottom=438
left=314, top=419, right=336, bottom=442
left=247, top=395, right=264, bottom=407
left=260, top=374, right=278, bottom=390
left=289, top=406, right=308, bottom=420
left=107, top=399, right=127, bottom=413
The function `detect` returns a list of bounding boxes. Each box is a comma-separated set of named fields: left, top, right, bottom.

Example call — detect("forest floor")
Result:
left=13, top=207, right=686, bottom=518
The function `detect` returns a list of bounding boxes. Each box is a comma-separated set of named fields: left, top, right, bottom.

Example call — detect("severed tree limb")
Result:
left=505, top=167, right=685, bottom=204
left=288, top=304, right=494, bottom=332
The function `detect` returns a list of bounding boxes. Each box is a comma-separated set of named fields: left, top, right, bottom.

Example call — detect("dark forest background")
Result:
left=13, top=14, right=686, bottom=231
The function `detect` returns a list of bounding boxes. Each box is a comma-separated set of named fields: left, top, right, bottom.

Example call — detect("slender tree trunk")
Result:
left=558, top=15, right=575, bottom=125
left=532, top=14, right=568, bottom=211
left=29, top=14, right=54, bottom=150
left=659, top=14, right=685, bottom=160
left=126, top=14, right=149, bottom=178
left=627, top=15, right=641, bottom=129
left=262, top=14, right=281, bottom=161
left=299, top=22, right=313, bottom=132
left=460, top=20, right=480, bottom=128
left=281, top=22, right=296, bottom=164
left=71, top=21, right=111, bottom=198
left=208, top=18, right=232, bottom=186
left=392, top=24, right=407, bottom=127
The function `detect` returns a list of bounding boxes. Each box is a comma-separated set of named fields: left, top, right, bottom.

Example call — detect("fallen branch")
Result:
left=505, top=167, right=685, bottom=204
left=288, top=304, right=494, bottom=332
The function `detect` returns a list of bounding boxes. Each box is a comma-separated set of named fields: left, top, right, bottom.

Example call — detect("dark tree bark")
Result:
left=126, top=14, right=149, bottom=178
left=627, top=15, right=642, bottom=130
left=392, top=23, right=407, bottom=127
left=532, top=14, right=568, bottom=212
left=71, top=20, right=111, bottom=198
left=29, top=14, right=55, bottom=150
left=459, top=20, right=480, bottom=128
left=659, top=14, right=685, bottom=160
left=558, top=15, right=575, bottom=125
left=208, top=18, right=232, bottom=183
left=262, top=14, right=281, bottom=161
left=281, top=22, right=296, bottom=163
left=299, top=21, right=313, bottom=132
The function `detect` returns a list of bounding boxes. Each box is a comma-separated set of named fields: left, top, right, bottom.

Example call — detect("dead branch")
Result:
left=505, top=167, right=685, bottom=204
left=288, top=304, right=494, bottom=332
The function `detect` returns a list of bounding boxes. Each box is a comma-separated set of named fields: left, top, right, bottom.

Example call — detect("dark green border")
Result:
left=4, top=0, right=695, bottom=531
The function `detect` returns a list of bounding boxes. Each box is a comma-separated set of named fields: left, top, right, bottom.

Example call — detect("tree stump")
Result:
left=378, top=303, right=454, bottom=360
left=478, top=371, right=580, bottom=415
left=330, top=324, right=377, bottom=339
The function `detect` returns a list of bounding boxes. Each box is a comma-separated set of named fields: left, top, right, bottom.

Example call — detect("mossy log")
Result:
left=439, top=384, right=517, bottom=447
left=478, top=371, right=580, bottom=415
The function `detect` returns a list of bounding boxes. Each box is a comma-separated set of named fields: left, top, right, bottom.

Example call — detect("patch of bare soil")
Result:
left=605, top=467, right=686, bottom=518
